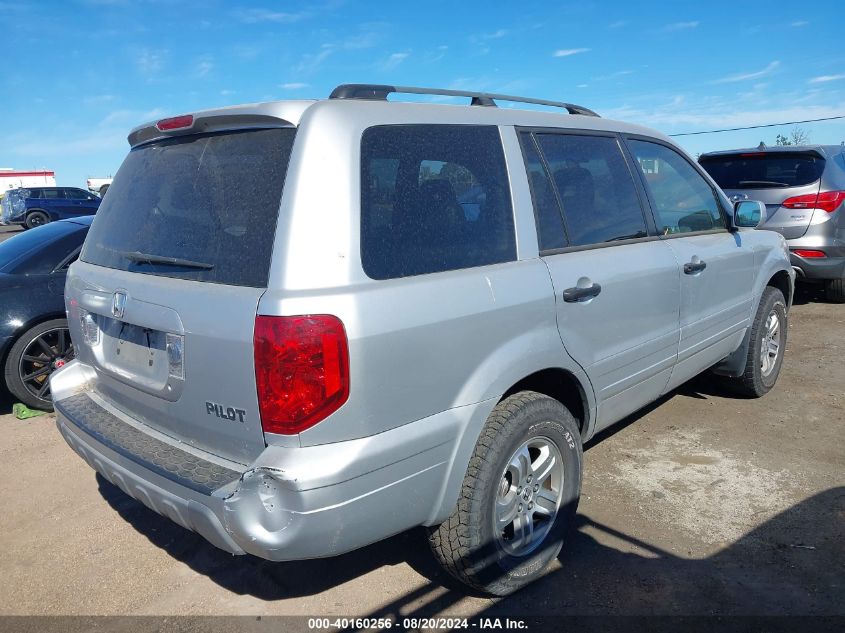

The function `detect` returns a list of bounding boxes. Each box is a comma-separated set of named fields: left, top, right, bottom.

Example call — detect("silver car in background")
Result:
left=52, top=84, right=794, bottom=596
left=700, top=145, right=845, bottom=302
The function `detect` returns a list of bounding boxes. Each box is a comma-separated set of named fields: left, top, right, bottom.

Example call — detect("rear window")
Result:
left=81, top=128, right=296, bottom=288
left=0, top=221, right=86, bottom=273
left=700, top=153, right=825, bottom=189
left=361, top=125, right=516, bottom=280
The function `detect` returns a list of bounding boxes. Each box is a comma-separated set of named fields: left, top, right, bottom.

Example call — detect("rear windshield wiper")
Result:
left=119, top=251, right=214, bottom=270
left=736, top=180, right=790, bottom=188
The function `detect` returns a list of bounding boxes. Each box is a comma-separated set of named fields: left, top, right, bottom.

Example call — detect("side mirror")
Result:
left=734, top=200, right=765, bottom=229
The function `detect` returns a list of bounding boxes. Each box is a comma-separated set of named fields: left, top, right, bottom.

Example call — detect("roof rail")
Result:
left=328, top=84, right=599, bottom=117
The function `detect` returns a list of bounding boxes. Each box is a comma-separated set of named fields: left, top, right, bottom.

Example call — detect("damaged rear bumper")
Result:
left=52, top=362, right=464, bottom=561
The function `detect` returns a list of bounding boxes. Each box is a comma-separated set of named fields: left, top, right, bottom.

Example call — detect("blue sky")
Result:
left=2, top=0, right=844, bottom=187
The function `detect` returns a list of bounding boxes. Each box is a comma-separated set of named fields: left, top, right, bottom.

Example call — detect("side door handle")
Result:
left=683, top=259, right=707, bottom=275
left=563, top=282, right=602, bottom=303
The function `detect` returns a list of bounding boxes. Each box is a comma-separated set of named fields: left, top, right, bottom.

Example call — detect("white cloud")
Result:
left=296, top=46, right=334, bottom=74
left=553, top=48, right=590, bottom=57
left=237, top=8, right=308, bottom=24
left=608, top=20, right=627, bottom=29
left=602, top=99, right=845, bottom=131
left=280, top=82, right=309, bottom=90
left=711, top=60, right=780, bottom=84
left=83, top=94, right=116, bottom=105
left=380, top=52, right=409, bottom=71
left=195, top=57, right=213, bottom=78
left=220, top=89, right=236, bottom=96
left=808, top=74, right=845, bottom=84
left=135, top=48, right=167, bottom=77
left=662, top=21, right=699, bottom=32
left=790, top=20, right=809, bottom=27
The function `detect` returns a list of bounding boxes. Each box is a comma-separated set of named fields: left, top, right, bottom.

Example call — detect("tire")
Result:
left=429, top=391, right=583, bottom=596
left=25, top=211, right=49, bottom=229
left=3, top=319, right=74, bottom=411
left=731, top=287, right=788, bottom=397
left=825, top=278, right=845, bottom=304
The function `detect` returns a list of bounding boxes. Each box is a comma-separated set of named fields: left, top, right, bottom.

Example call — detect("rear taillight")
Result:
left=77, top=307, right=100, bottom=345
left=792, top=249, right=826, bottom=258
left=783, top=190, right=845, bottom=213
left=156, top=114, right=194, bottom=131
left=254, top=315, right=350, bottom=435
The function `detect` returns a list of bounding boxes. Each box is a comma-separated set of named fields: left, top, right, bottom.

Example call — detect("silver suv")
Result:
left=700, top=145, right=845, bottom=302
left=52, top=84, right=794, bottom=595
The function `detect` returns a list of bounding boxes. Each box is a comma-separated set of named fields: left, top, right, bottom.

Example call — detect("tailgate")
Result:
left=64, top=126, right=297, bottom=465
left=701, top=151, right=824, bottom=239
left=67, top=263, right=267, bottom=464
left=723, top=183, right=821, bottom=239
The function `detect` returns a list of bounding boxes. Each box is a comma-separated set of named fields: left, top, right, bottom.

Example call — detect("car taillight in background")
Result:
left=254, top=315, right=350, bottom=435
left=783, top=190, right=845, bottom=213
left=792, top=249, right=826, bottom=259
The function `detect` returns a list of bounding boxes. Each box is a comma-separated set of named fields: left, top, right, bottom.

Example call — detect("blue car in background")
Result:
left=0, top=186, right=101, bottom=229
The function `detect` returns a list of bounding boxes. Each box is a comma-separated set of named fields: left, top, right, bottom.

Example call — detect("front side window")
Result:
left=361, top=125, right=516, bottom=280
left=534, top=133, right=648, bottom=247
left=629, top=140, right=726, bottom=235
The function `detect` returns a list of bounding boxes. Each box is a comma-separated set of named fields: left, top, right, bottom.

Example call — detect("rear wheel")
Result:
left=429, top=391, right=582, bottom=595
left=3, top=319, right=74, bottom=410
left=825, top=278, right=845, bottom=303
left=25, top=211, right=49, bottom=229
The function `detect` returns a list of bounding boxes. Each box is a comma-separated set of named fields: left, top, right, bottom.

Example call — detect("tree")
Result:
left=775, top=127, right=810, bottom=146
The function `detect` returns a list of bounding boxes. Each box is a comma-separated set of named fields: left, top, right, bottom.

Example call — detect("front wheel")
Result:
left=730, top=287, right=788, bottom=397
left=429, top=391, right=583, bottom=595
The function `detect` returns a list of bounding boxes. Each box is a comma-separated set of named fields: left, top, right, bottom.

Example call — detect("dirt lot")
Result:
left=0, top=222, right=842, bottom=617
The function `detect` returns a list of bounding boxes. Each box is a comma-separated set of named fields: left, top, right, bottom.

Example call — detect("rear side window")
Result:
left=361, top=125, right=516, bottom=280
left=25, top=189, right=42, bottom=199
left=81, top=128, right=296, bottom=288
left=518, top=132, right=567, bottom=250
left=700, top=153, right=825, bottom=189
left=534, top=133, right=647, bottom=247
left=629, top=140, right=725, bottom=235
left=41, top=188, right=64, bottom=199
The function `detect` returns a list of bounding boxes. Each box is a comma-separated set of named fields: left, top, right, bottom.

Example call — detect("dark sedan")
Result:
left=0, top=217, right=91, bottom=409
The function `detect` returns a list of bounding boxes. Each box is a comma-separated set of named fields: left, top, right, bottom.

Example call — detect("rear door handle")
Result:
left=683, top=260, right=707, bottom=274
left=563, top=282, right=602, bottom=303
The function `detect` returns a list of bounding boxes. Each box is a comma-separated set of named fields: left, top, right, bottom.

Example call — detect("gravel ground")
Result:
left=0, top=226, right=842, bottom=618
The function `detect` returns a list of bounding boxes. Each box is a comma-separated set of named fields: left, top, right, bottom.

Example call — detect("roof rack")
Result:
left=328, top=84, right=599, bottom=117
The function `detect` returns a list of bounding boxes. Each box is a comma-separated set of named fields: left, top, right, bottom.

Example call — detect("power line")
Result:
left=669, top=114, right=845, bottom=137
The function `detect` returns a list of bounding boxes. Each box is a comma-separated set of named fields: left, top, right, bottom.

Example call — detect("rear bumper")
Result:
left=789, top=250, right=845, bottom=281
left=52, top=361, right=474, bottom=561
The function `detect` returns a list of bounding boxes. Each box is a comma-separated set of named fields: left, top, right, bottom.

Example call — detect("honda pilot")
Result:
left=52, top=84, right=794, bottom=595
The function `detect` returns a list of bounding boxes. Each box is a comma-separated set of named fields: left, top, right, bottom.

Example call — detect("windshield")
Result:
left=81, top=127, right=296, bottom=287
left=700, top=153, right=825, bottom=189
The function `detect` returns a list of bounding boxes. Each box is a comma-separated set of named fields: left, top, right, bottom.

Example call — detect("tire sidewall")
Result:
left=471, top=400, right=582, bottom=592
left=755, top=289, right=787, bottom=391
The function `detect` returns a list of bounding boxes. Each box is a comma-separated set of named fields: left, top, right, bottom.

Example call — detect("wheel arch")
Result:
left=500, top=368, right=590, bottom=437
left=426, top=365, right=595, bottom=527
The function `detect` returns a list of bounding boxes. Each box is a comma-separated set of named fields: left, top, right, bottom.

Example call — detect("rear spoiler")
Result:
left=699, top=148, right=827, bottom=161
left=128, top=113, right=295, bottom=148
